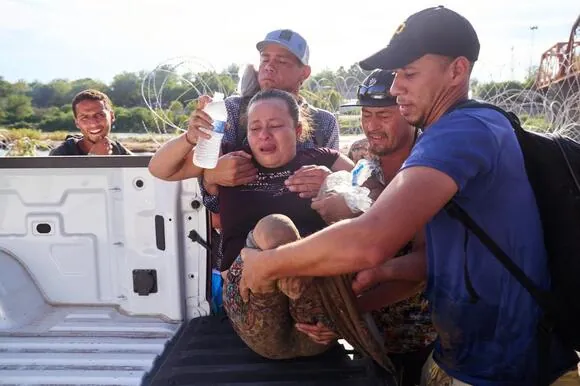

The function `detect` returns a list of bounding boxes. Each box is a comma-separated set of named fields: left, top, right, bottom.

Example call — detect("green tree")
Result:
left=224, top=63, right=240, bottom=86
left=109, top=72, right=144, bottom=107
left=327, top=89, right=342, bottom=112
left=473, top=80, right=525, bottom=100
left=189, top=71, right=236, bottom=97
left=523, top=66, right=539, bottom=89
left=37, top=109, right=76, bottom=131
left=114, top=106, right=158, bottom=133
left=2, top=94, right=34, bottom=122
left=0, top=76, right=11, bottom=98
left=67, top=78, right=109, bottom=101
left=29, top=79, right=72, bottom=108
left=167, top=100, right=187, bottom=128
left=0, top=63, right=380, bottom=133
left=11, top=80, right=30, bottom=95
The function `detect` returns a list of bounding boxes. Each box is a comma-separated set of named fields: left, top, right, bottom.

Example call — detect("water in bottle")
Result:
left=193, top=94, right=227, bottom=169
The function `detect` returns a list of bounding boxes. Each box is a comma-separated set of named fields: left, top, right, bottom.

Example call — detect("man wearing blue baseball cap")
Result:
left=238, top=7, right=578, bottom=385
left=255, top=29, right=311, bottom=91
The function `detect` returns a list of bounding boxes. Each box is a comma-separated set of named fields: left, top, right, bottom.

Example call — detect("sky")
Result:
left=0, top=0, right=578, bottom=84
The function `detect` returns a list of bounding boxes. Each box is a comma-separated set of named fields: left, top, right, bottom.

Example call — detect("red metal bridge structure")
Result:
left=536, top=14, right=580, bottom=94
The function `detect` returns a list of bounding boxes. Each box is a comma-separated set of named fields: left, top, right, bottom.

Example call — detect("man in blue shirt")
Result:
left=238, top=6, right=577, bottom=384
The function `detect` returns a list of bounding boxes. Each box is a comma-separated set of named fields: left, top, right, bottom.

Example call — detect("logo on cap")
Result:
left=279, top=30, right=293, bottom=41
left=393, top=22, right=406, bottom=36
left=368, top=77, right=377, bottom=86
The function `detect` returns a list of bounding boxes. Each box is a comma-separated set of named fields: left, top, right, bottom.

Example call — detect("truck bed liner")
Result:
left=147, top=315, right=395, bottom=386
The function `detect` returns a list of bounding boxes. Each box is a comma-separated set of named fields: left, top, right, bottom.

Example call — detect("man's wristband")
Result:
left=184, top=132, right=196, bottom=146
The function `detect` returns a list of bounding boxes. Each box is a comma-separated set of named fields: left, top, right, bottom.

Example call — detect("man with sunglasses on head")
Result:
left=297, top=69, right=436, bottom=386
left=239, top=6, right=578, bottom=385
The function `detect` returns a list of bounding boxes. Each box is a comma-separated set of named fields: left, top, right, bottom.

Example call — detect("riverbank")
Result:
left=0, top=128, right=175, bottom=155
left=0, top=128, right=364, bottom=156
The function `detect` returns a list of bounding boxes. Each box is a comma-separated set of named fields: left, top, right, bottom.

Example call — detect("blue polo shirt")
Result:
left=401, top=107, right=572, bottom=384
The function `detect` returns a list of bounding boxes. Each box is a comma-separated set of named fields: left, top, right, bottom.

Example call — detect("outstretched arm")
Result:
left=148, top=134, right=203, bottom=181
left=239, top=166, right=457, bottom=300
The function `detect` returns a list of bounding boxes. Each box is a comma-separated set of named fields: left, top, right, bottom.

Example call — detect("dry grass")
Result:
left=0, top=128, right=179, bottom=154
left=120, top=140, right=162, bottom=153
left=111, top=133, right=176, bottom=143
left=0, top=128, right=69, bottom=141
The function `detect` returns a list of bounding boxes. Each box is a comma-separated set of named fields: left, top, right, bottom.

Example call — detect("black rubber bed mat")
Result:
left=146, top=315, right=396, bottom=386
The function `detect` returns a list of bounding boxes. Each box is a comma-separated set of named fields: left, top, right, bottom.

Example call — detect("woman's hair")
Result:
left=248, top=89, right=313, bottom=142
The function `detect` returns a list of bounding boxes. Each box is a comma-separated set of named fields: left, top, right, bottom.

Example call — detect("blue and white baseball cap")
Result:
left=256, top=29, right=310, bottom=66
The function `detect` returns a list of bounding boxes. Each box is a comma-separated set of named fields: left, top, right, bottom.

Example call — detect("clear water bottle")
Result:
left=193, top=96, right=227, bottom=169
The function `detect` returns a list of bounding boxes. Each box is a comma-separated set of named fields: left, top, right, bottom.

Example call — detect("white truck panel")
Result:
left=0, top=157, right=210, bottom=385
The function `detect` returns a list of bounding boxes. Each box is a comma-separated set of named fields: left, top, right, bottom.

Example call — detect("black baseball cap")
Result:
left=359, top=6, right=480, bottom=71
left=340, top=69, right=397, bottom=108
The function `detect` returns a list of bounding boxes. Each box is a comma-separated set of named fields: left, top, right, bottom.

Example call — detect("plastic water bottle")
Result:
left=351, top=159, right=374, bottom=187
left=193, top=94, right=227, bottom=169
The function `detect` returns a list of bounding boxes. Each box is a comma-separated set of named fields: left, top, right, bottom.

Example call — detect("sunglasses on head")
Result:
left=357, top=84, right=393, bottom=101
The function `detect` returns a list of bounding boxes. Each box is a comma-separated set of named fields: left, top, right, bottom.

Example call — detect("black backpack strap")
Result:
left=536, top=313, right=553, bottom=386
left=447, top=100, right=524, bottom=133
left=444, top=201, right=550, bottom=308
left=444, top=201, right=554, bottom=385
left=554, top=135, right=580, bottom=193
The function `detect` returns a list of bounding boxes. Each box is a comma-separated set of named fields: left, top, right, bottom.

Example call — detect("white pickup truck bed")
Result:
left=0, top=156, right=394, bottom=386
left=0, top=156, right=207, bottom=385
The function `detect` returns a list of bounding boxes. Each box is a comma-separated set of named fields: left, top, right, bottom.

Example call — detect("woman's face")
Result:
left=247, top=98, right=301, bottom=168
